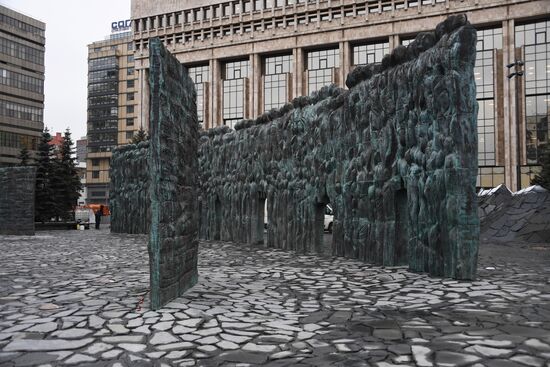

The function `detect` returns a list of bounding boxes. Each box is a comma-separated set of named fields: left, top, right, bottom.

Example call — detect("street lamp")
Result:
left=507, top=60, right=524, bottom=191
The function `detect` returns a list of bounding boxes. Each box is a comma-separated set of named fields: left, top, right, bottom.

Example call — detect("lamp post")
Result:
left=507, top=60, right=524, bottom=191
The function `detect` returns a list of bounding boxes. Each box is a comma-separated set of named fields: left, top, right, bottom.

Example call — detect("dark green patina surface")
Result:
left=110, top=141, right=150, bottom=234
left=110, top=16, right=479, bottom=289
left=148, top=38, right=199, bottom=310
left=199, top=15, right=479, bottom=280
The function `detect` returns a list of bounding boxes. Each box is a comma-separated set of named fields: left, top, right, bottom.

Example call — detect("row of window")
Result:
left=0, top=67, right=44, bottom=94
left=89, top=56, right=117, bottom=72
left=0, top=37, right=44, bottom=65
left=89, top=95, right=118, bottom=108
left=187, top=43, right=390, bottom=126
left=135, top=0, right=445, bottom=50
left=88, top=132, right=117, bottom=144
left=0, top=98, right=42, bottom=122
left=88, top=119, right=118, bottom=132
left=0, top=13, right=44, bottom=38
left=89, top=107, right=118, bottom=120
left=135, top=0, right=444, bottom=32
left=88, top=69, right=117, bottom=84
left=88, top=81, right=118, bottom=95
left=0, top=131, right=38, bottom=150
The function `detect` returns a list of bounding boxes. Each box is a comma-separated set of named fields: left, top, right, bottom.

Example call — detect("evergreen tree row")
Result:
left=19, top=128, right=82, bottom=222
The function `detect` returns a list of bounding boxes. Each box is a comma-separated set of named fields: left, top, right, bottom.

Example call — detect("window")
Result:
left=128, top=42, right=134, bottom=51
left=127, top=93, right=135, bottom=101
left=92, top=171, right=100, bottom=179
left=353, top=41, right=389, bottom=66
left=307, top=49, right=339, bottom=93
left=194, top=9, right=202, bottom=22
left=223, top=60, right=249, bottom=126
left=127, top=67, right=134, bottom=75
left=223, top=3, right=231, bottom=16
left=127, top=54, right=134, bottom=63
left=126, top=118, right=134, bottom=126
left=127, top=79, right=135, bottom=88
left=92, top=158, right=100, bottom=166
left=127, top=105, right=134, bottom=114
left=126, top=131, right=134, bottom=139
left=188, top=65, right=210, bottom=124
left=476, top=28, right=502, bottom=167
left=264, top=55, right=292, bottom=111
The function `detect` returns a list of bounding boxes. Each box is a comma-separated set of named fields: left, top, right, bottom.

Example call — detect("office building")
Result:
left=131, top=0, right=550, bottom=190
left=86, top=28, right=137, bottom=205
left=76, top=137, right=87, bottom=164
left=0, top=5, right=45, bottom=167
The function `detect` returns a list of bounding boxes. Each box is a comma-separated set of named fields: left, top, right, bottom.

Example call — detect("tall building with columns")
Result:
left=131, top=0, right=550, bottom=191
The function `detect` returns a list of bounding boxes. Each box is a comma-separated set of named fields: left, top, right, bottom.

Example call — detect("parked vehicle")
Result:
left=74, top=207, right=93, bottom=229
left=324, top=204, right=334, bottom=233
left=263, top=203, right=334, bottom=233
left=73, top=204, right=109, bottom=230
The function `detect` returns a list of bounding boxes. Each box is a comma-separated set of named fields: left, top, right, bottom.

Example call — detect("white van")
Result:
left=324, top=204, right=334, bottom=233
left=264, top=203, right=334, bottom=233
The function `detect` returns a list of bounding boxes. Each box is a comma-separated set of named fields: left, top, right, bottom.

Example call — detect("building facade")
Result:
left=76, top=136, right=87, bottom=164
left=131, top=0, right=550, bottom=190
left=86, top=31, right=138, bottom=205
left=0, top=5, right=45, bottom=167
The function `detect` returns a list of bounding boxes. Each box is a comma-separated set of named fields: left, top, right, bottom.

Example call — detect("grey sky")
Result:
left=0, top=0, right=130, bottom=141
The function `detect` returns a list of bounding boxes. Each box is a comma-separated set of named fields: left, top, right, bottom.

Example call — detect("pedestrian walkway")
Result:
left=0, top=231, right=549, bottom=366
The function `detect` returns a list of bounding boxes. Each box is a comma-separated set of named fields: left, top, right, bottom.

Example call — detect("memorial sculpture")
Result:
left=0, top=167, right=36, bottom=235
left=110, top=141, right=151, bottom=234
left=198, top=15, right=479, bottom=280
left=148, top=38, right=200, bottom=310
left=110, top=15, right=479, bottom=309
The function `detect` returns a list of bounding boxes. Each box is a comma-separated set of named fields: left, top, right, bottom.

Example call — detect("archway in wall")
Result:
left=314, top=195, right=333, bottom=256
left=252, top=191, right=266, bottom=245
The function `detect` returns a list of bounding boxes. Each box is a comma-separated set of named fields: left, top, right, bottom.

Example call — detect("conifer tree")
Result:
left=57, top=128, right=82, bottom=220
left=34, top=128, right=55, bottom=222
left=18, top=145, right=31, bottom=166
left=531, top=145, right=550, bottom=190
left=131, top=127, right=148, bottom=144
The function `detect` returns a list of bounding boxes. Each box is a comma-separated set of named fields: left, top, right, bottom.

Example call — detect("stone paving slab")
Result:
left=1, top=231, right=550, bottom=366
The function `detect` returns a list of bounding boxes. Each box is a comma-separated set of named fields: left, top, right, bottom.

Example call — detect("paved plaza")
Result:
left=1, top=231, right=549, bottom=367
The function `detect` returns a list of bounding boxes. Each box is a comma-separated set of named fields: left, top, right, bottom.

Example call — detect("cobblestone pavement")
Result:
left=1, top=230, right=550, bottom=367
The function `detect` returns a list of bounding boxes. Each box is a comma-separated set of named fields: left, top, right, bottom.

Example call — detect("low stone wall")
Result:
left=0, top=167, right=36, bottom=235
left=199, top=15, right=479, bottom=279
left=110, top=141, right=150, bottom=234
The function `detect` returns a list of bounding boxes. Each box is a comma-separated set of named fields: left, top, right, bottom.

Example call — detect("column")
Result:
left=251, top=53, right=262, bottom=118
left=339, top=41, right=350, bottom=88
left=136, top=67, right=150, bottom=131
left=210, top=59, right=222, bottom=128
left=502, top=19, right=519, bottom=190
left=293, top=47, right=304, bottom=98
left=389, top=34, right=399, bottom=51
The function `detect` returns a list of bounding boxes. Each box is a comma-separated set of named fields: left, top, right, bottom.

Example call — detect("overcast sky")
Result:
left=0, top=0, right=130, bottom=141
